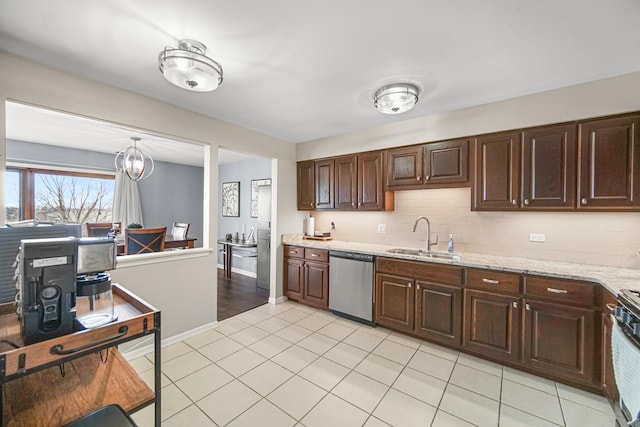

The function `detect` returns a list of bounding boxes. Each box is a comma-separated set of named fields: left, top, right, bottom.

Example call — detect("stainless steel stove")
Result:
left=612, top=289, right=640, bottom=426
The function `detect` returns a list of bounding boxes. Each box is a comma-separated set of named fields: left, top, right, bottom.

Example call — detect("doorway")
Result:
left=217, top=149, right=272, bottom=320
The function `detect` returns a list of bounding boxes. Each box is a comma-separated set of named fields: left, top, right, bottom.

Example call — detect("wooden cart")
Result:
left=0, top=284, right=161, bottom=426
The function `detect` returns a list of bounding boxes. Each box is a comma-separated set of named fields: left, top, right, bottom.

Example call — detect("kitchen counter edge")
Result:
left=282, top=236, right=640, bottom=295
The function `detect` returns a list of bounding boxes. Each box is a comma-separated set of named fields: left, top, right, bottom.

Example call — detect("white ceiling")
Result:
left=1, top=0, right=640, bottom=146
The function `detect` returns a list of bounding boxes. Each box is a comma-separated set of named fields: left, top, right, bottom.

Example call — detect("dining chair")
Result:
left=125, top=227, right=167, bottom=255
left=86, top=222, right=121, bottom=237
left=171, top=222, right=190, bottom=240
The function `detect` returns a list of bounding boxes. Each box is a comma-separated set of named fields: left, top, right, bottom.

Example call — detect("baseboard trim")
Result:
left=269, top=295, right=288, bottom=304
left=123, top=320, right=219, bottom=360
left=216, top=264, right=257, bottom=278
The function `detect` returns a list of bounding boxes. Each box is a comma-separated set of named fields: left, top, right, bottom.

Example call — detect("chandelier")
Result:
left=158, top=39, right=223, bottom=92
left=115, top=137, right=154, bottom=181
left=374, top=83, right=419, bottom=114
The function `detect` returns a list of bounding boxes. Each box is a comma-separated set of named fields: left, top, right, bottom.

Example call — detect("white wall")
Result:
left=300, top=72, right=640, bottom=269
left=0, top=50, right=301, bottom=338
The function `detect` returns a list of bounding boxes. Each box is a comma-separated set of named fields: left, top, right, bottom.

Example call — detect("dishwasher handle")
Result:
left=329, top=250, right=374, bottom=263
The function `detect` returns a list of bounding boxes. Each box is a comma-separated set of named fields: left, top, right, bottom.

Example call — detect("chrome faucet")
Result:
left=413, top=216, right=438, bottom=251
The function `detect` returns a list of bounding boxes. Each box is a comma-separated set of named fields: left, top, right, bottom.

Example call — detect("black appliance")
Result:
left=611, top=289, right=640, bottom=426
left=18, top=237, right=78, bottom=345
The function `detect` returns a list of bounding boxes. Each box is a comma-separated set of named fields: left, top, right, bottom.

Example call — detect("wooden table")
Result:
left=218, top=239, right=257, bottom=278
left=117, top=237, right=197, bottom=255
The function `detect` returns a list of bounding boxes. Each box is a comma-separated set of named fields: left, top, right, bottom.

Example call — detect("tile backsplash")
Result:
left=310, top=187, right=640, bottom=269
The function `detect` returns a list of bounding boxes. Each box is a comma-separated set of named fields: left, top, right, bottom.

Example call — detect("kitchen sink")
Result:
left=386, top=248, right=461, bottom=260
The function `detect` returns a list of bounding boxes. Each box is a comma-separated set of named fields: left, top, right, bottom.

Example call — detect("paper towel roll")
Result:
left=306, top=216, right=315, bottom=236
left=612, top=316, right=640, bottom=422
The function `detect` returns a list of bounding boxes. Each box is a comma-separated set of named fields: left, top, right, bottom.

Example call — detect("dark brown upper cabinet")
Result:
left=386, top=139, right=469, bottom=190
left=297, top=160, right=315, bottom=210
left=314, top=159, right=334, bottom=210
left=358, top=151, right=386, bottom=210
left=473, top=131, right=521, bottom=210
left=386, top=145, right=423, bottom=187
left=335, top=155, right=358, bottom=209
left=423, top=139, right=469, bottom=186
left=578, top=114, right=640, bottom=210
left=522, top=124, right=577, bottom=210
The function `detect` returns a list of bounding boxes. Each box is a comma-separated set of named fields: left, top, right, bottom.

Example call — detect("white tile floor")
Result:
left=129, top=301, right=615, bottom=427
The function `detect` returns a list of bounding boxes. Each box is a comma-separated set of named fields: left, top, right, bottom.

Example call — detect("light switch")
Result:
left=529, top=233, right=546, bottom=242
left=377, top=224, right=387, bottom=234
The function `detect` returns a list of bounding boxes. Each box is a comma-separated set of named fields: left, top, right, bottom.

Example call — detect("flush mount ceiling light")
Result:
left=115, top=137, right=155, bottom=181
left=158, top=39, right=223, bottom=92
left=374, top=83, right=419, bottom=114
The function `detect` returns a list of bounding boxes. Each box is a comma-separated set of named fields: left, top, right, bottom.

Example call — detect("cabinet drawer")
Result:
left=525, top=275, right=595, bottom=307
left=466, top=269, right=521, bottom=294
left=285, top=245, right=304, bottom=259
left=376, top=257, right=463, bottom=285
left=305, top=248, right=329, bottom=263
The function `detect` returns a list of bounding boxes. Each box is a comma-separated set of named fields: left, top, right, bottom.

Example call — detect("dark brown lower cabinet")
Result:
left=415, top=281, right=462, bottom=346
left=284, top=246, right=330, bottom=310
left=285, top=258, right=304, bottom=301
left=375, top=273, right=414, bottom=333
left=304, top=261, right=329, bottom=309
left=523, top=299, right=595, bottom=384
left=602, top=299, right=619, bottom=402
left=463, top=289, right=520, bottom=364
left=375, top=258, right=463, bottom=343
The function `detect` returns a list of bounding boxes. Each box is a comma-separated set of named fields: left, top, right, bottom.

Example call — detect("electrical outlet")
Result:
left=529, top=233, right=546, bottom=242
left=377, top=224, right=387, bottom=234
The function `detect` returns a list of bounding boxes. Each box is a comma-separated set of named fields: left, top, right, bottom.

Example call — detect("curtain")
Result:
left=112, top=169, right=144, bottom=228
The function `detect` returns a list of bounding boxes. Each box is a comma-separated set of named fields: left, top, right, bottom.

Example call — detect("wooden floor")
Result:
left=217, top=268, right=269, bottom=321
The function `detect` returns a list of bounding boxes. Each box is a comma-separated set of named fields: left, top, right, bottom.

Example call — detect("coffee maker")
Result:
left=18, top=237, right=78, bottom=345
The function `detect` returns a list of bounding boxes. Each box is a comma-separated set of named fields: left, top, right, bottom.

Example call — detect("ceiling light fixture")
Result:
left=374, top=83, right=419, bottom=114
left=115, top=137, right=155, bottom=181
left=158, top=39, right=223, bottom=92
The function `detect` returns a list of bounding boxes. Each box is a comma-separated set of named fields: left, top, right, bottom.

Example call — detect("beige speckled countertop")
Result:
left=282, top=235, right=640, bottom=296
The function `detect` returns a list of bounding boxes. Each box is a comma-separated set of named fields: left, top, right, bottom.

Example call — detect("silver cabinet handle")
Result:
left=311, top=253, right=319, bottom=257
left=416, top=284, right=421, bottom=290
left=482, top=278, right=500, bottom=284
left=512, top=301, right=518, bottom=308
left=526, top=303, right=531, bottom=311
left=581, top=198, right=587, bottom=205
left=289, top=250, right=296, bottom=254
left=352, top=202, right=355, bottom=207
left=511, top=199, right=517, bottom=205
left=358, top=202, right=362, bottom=207
left=524, top=199, right=529, bottom=206
left=416, top=175, right=421, bottom=181
left=546, top=287, right=568, bottom=294
left=408, top=283, right=412, bottom=288
left=425, top=175, right=430, bottom=181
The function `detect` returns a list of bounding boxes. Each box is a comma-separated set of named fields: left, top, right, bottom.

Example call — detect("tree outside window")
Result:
left=5, top=168, right=114, bottom=224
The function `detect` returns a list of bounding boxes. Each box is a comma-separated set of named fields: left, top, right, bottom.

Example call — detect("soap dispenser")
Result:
left=447, top=234, right=454, bottom=253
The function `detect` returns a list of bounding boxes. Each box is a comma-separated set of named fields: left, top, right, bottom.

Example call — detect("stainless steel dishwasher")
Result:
left=329, top=250, right=375, bottom=326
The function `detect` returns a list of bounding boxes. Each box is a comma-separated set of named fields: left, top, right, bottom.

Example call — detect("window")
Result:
left=6, top=167, right=115, bottom=224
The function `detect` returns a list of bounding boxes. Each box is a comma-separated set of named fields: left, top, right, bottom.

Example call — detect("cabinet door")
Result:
left=602, top=302, right=619, bottom=401
left=314, top=159, right=334, bottom=209
left=335, top=155, right=358, bottom=210
left=375, top=273, right=414, bottom=333
left=423, top=139, right=469, bottom=186
left=523, top=299, right=595, bottom=384
left=415, top=281, right=462, bottom=346
left=522, top=124, right=577, bottom=209
left=386, top=146, right=423, bottom=187
left=578, top=114, right=640, bottom=210
left=304, top=261, right=329, bottom=309
left=463, top=289, right=520, bottom=363
left=284, top=258, right=305, bottom=301
left=473, top=131, right=521, bottom=210
left=358, top=151, right=385, bottom=210
left=297, top=161, right=315, bottom=210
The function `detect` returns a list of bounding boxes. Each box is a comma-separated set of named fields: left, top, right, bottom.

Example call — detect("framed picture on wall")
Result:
left=222, top=181, right=240, bottom=217
left=250, top=178, right=271, bottom=217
